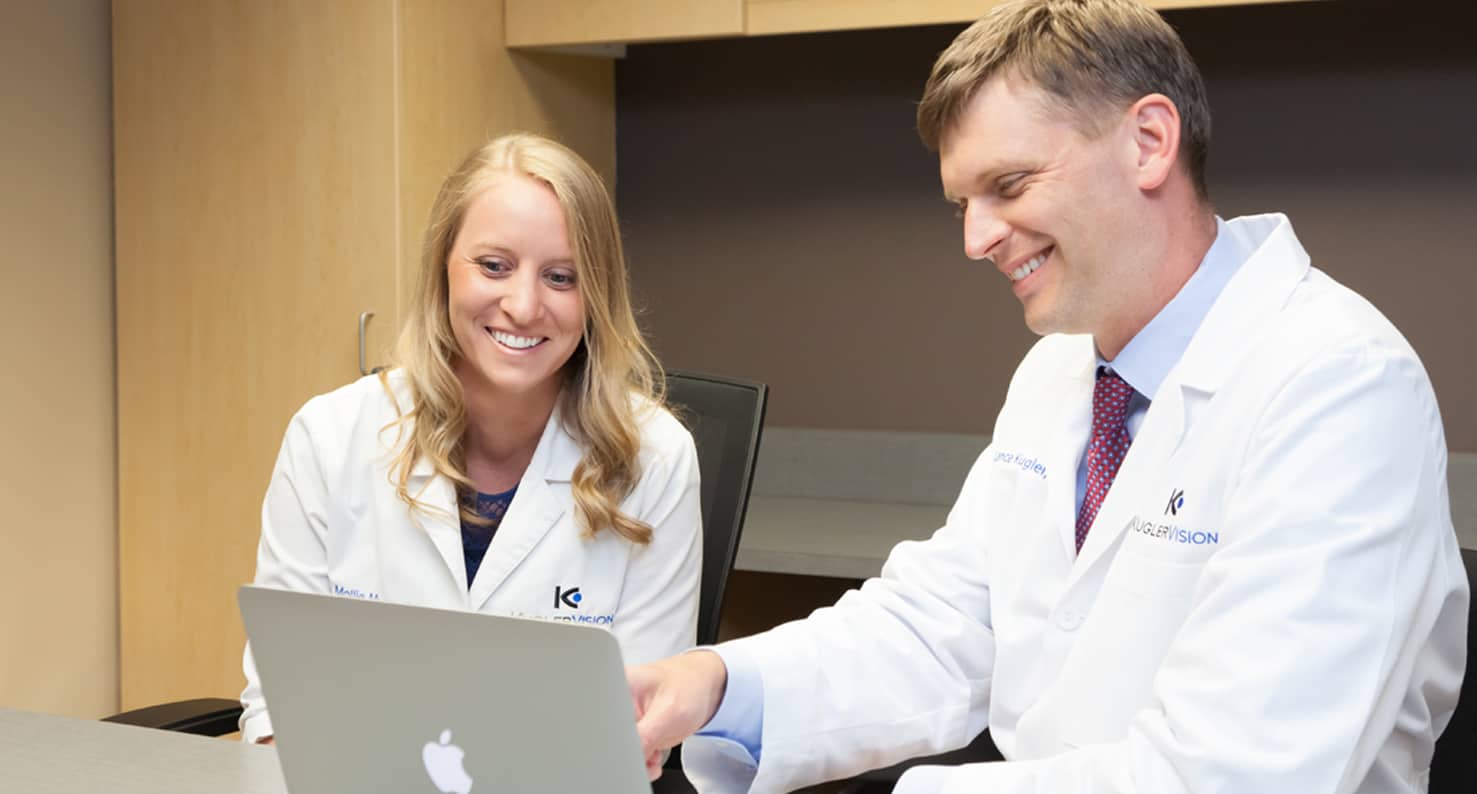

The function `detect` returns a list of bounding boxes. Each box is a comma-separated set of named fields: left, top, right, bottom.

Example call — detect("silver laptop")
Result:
left=239, top=585, right=652, bottom=793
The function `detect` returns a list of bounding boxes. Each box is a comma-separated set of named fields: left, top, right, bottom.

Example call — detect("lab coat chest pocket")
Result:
left=516, top=533, right=628, bottom=628
left=1057, top=550, right=1205, bottom=748
left=1116, top=442, right=1230, bottom=568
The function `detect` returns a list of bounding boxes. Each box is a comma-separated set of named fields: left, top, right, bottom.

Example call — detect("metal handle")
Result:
left=358, top=311, right=385, bottom=376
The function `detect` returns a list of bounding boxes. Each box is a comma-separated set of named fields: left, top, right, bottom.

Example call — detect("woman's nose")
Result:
left=500, top=272, right=541, bottom=324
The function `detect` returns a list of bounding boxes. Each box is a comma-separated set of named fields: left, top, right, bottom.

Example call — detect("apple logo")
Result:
left=422, top=729, right=474, bottom=794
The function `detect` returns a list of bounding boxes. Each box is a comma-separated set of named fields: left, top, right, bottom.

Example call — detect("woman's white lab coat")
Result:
left=684, top=214, right=1468, bottom=794
left=239, top=371, right=702, bottom=743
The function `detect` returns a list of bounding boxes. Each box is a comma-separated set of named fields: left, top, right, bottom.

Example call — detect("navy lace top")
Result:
left=461, top=485, right=517, bottom=588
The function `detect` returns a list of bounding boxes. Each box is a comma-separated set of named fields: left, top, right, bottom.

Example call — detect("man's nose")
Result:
left=963, top=203, right=1008, bottom=264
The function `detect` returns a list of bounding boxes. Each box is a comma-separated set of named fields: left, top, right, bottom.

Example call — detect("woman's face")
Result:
left=445, top=173, right=585, bottom=402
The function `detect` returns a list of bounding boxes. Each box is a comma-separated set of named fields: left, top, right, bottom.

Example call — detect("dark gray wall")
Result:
left=616, top=1, right=1477, bottom=446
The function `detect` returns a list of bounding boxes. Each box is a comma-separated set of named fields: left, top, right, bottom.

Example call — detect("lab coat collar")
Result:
left=1168, top=213, right=1311, bottom=394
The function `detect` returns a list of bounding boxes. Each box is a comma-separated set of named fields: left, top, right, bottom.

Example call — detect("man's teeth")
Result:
left=492, top=330, right=543, bottom=349
left=1011, top=251, right=1049, bottom=282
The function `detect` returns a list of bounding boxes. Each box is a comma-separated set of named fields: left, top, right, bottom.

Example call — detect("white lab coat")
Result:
left=239, top=371, right=702, bottom=743
left=683, top=214, right=1468, bottom=793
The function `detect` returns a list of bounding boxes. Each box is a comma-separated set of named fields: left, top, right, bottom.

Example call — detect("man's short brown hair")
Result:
left=917, top=0, right=1211, bottom=200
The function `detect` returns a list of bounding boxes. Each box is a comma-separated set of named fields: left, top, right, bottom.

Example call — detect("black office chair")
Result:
left=662, top=370, right=768, bottom=647
left=108, top=370, right=769, bottom=750
left=103, top=697, right=243, bottom=736
left=1430, top=547, right=1477, bottom=793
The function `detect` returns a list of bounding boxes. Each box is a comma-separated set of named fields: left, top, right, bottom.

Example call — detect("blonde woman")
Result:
left=239, top=133, right=701, bottom=744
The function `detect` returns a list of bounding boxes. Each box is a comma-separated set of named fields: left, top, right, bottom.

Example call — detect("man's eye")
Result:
left=998, top=178, right=1026, bottom=197
left=954, top=200, right=968, bottom=219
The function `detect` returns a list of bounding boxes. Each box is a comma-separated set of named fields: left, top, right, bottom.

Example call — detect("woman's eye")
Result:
left=545, top=270, right=576, bottom=288
left=477, top=258, right=510, bottom=275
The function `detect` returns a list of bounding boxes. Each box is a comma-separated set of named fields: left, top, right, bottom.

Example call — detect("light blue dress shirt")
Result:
left=697, top=217, right=1255, bottom=788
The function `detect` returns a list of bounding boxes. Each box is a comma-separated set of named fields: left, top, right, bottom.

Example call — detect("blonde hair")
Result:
left=916, top=0, right=1212, bottom=200
left=384, top=133, right=664, bottom=545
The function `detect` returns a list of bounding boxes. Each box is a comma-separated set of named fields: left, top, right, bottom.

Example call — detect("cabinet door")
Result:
left=114, top=0, right=399, bottom=710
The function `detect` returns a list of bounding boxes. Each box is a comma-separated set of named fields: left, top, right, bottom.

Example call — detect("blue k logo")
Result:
left=554, top=586, right=582, bottom=609
left=1165, top=489, right=1185, bottom=516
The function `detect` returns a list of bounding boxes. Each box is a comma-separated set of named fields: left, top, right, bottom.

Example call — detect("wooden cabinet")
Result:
left=505, top=0, right=1316, bottom=47
left=506, top=0, right=744, bottom=47
left=114, top=0, right=613, bottom=711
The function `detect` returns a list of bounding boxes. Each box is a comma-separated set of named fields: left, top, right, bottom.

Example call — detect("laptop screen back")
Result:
left=239, top=585, right=652, bottom=794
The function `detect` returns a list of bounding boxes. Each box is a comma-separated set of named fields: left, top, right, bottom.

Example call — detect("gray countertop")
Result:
left=0, top=708, right=286, bottom=793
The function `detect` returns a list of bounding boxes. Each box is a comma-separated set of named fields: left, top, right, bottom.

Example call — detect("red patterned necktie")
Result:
left=1076, top=369, right=1135, bottom=553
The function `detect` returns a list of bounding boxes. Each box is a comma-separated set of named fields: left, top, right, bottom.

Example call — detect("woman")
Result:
left=239, top=133, right=702, bottom=744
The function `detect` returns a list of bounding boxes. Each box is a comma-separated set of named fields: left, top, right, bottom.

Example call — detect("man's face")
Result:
left=940, top=77, right=1152, bottom=348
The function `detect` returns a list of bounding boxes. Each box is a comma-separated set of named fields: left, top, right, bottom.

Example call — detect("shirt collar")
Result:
left=1102, top=216, right=1252, bottom=399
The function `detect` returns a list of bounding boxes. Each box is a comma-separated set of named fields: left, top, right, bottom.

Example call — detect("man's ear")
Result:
left=1128, top=93, right=1181, bottom=192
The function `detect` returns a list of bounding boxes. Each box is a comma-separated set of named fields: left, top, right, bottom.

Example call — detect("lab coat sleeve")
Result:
left=239, top=407, right=336, bottom=743
left=914, top=348, right=1467, bottom=794
left=684, top=449, right=1000, bottom=794
left=609, top=413, right=703, bottom=667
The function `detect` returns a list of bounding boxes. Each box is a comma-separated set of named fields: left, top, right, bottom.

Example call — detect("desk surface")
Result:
left=0, top=708, right=286, bottom=793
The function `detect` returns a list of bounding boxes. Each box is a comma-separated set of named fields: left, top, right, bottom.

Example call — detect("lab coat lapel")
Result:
left=407, top=457, right=472, bottom=594
left=1044, top=338, right=1097, bottom=560
left=1171, top=213, right=1310, bottom=396
left=467, top=404, right=580, bottom=611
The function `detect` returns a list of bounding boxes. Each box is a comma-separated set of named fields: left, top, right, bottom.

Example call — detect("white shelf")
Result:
left=736, top=495, right=947, bottom=579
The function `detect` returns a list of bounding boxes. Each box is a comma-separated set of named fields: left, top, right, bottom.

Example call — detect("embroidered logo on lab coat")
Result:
left=554, top=585, right=582, bottom=609
left=1127, top=514, right=1218, bottom=546
left=332, top=583, right=381, bottom=600
left=1165, top=488, right=1185, bottom=516
left=993, top=450, right=1047, bottom=479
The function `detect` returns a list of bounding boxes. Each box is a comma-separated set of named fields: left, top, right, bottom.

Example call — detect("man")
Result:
left=630, top=1, right=1469, bottom=792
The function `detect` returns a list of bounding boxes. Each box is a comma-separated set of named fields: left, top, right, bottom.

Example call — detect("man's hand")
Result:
left=627, top=650, right=729, bottom=780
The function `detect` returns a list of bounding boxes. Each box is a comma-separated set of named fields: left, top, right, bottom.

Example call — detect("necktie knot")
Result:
left=1090, top=370, right=1134, bottom=435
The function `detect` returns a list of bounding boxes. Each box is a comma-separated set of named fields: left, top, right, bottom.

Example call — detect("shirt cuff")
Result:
left=694, top=644, right=764, bottom=762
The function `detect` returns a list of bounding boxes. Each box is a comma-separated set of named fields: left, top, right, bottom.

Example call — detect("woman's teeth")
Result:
left=492, top=330, right=542, bottom=349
